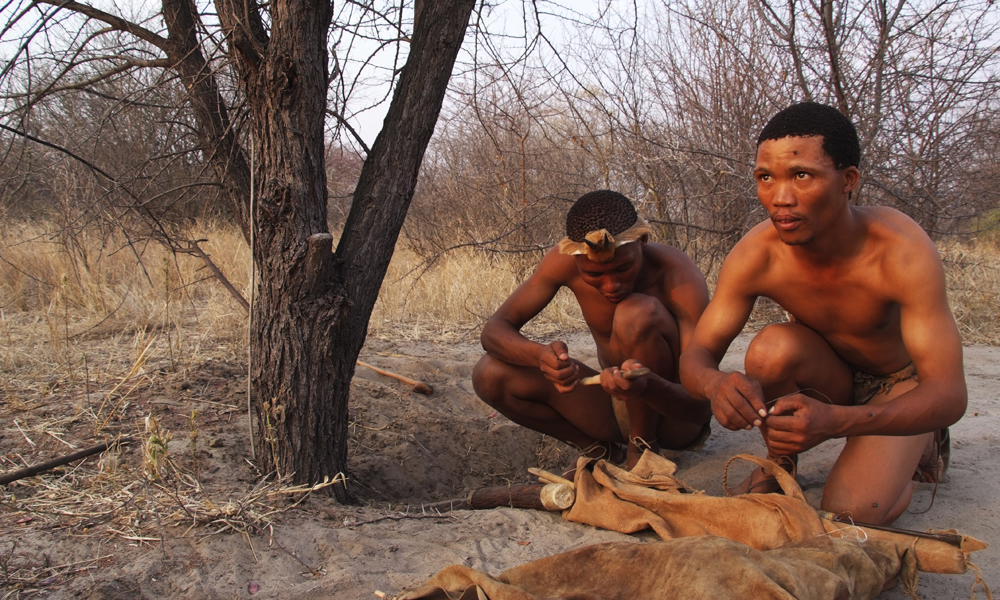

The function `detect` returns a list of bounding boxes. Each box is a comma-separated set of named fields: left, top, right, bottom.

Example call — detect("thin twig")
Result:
left=13, top=419, right=35, bottom=448
left=347, top=513, right=453, bottom=528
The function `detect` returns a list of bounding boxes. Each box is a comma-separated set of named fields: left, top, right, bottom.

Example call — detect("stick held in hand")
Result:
left=580, top=367, right=651, bottom=386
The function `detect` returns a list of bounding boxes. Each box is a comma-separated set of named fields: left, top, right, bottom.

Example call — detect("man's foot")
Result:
left=913, top=428, right=950, bottom=484
left=725, top=455, right=797, bottom=496
left=562, top=440, right=626, bottom=479
left=627, top=436, right=660, bottom=470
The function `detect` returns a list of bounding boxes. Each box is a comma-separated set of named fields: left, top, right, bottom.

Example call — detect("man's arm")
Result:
left=766, top=218, right=967, bottom=452
left=481, top=249, right=581, bottom=391
left=679, top=242, right=769, bottom=430
left=665, top=250, right=712, bottom=353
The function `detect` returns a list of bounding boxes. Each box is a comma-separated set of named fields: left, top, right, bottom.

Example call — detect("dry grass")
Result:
left=0, top=218, right=585, bottom=574
left=1, top=218, right=996, bottom=594
left=940, top=239, right=1000, bottom=345
left=0, top=427, right=342, bottom=593
left=2, top=219, right=1000, bottom=371
left=369, top=246, right=583, bottom=342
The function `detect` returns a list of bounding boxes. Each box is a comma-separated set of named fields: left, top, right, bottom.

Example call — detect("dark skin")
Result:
left=680, top=135, right=967, bottom=524
left=473, top=236, right=712, bottom=469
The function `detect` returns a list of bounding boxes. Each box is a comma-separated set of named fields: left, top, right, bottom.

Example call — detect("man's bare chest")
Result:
left=766, top=275, right=900, bottom=340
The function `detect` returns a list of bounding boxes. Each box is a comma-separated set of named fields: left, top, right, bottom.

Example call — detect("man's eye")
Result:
left=795, top=172, right=809, bottom=179
left=758, top=174, right=770, bottom=182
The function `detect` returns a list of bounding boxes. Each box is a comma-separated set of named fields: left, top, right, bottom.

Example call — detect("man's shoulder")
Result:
left=722, top=220, right=777, bottom=267
left=858, top=205, right=927, bottom=237
left=643, top=241, right=694, bottom=264
left=856, top=206, right=937, bottom=258
left=855, top=207, right=943, bottom=287
left=533, top=245, right=581, bottom=284
left=642, top=242, right=707, bottom=282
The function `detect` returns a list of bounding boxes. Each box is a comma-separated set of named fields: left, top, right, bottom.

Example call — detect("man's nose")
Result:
left=772, top=183, right=796, bottom=206
left=602, top=277, right=621, bottom=292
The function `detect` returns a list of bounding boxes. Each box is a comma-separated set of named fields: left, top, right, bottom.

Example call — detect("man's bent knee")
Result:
left=472, top=354, right=508, bottom=405
left=611, top=294, right=678, bottom=349
left=745, top=322, right=812, bottom=383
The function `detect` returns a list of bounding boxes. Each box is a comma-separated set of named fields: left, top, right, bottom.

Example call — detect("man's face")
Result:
left=575, top=240, right=643, bottom=303
left=754, top=135, right=859, bottom=246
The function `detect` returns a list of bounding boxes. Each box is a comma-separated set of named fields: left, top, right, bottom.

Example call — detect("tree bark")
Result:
left=246, top=0, right=475, bottom=501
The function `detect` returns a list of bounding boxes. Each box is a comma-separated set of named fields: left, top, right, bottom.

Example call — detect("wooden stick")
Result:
left=177, top=239, right=250, bottom=313
left=528, top=467, right=574, bottom=487
left=0, top=437, right=134, bottom=486
left=356, top=360, right=433, bottom=395
left=580, top=367, right=650, bottom=386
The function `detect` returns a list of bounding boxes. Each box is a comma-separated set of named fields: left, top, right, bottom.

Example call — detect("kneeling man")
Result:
left=474, top=190, right=713, bottom=470
left=680, top=102, right=967, bottom=525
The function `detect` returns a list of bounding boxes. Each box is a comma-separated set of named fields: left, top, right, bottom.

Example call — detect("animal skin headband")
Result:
left=556, top=216, right=652, bottom=263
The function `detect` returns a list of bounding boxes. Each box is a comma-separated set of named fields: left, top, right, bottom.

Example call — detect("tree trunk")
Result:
left=247, top=0, right=475, bottom=502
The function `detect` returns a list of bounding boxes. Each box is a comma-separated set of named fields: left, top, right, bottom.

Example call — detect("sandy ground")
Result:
left=2, top=332, right=997, bottom=599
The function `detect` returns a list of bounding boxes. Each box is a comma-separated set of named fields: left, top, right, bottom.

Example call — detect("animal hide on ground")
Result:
left=394, top=452, right=987, bottom=600
left=397, top=535, right=900, bottom=600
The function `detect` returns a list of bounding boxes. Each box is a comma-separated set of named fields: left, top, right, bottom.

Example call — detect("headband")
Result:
left=556, top=216, right=652, bottom=263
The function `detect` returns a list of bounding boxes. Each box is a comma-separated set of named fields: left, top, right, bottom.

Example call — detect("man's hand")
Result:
left=706, top=371, right=768, bottom=431
left=598, top=359, right=649, bottom=401
left=539, top=341, right=580, bottom=393
left=762, top=394, right=839, bottom=455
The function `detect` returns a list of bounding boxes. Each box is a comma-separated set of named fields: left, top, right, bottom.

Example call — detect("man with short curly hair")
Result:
left=474, top=190, right=713, bottom=470
left=680, top=102, right=967, bottom=525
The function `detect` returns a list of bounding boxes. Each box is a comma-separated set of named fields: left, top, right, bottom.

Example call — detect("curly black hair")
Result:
left=757, top=102, right=860, bottom=169
left=565, top=190, right=638, bottom=241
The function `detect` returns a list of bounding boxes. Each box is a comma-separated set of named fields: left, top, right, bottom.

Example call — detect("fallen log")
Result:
left=467, top=482, right=575, bottom=512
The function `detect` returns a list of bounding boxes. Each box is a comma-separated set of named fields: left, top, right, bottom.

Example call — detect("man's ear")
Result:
left=638, top=233, right=649, bottom=246
left=842, top=166, right=860, bottom=195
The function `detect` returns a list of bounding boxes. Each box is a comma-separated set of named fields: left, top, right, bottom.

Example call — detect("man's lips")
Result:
left=772, top=214, right=801, bottom=231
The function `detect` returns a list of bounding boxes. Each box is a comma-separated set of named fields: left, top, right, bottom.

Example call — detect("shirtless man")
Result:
left=473, top=190, right=713, bottom=469
left=679, top=102, right=967, bottom=525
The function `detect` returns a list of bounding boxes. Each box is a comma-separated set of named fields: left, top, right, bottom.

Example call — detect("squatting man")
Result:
left=473, top=190, right=713, bottom=471
left=680, top=102, right=966, bottom=525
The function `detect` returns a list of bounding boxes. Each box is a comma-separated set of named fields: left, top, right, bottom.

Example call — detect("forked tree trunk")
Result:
left=245, top=0, right=475, bottom=501
left=160, top=0, right=473, bottom=501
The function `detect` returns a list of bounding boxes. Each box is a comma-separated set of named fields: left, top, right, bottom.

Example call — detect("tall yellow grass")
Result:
left=1, top=218, right=998, bottom=383
left=370, top=247, right=583, bottom=341
left=940, top=240, right=1000, bottom=345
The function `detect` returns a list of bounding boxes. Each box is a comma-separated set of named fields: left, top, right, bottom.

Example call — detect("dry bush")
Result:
left=0, top=218, right=996, bottom=441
